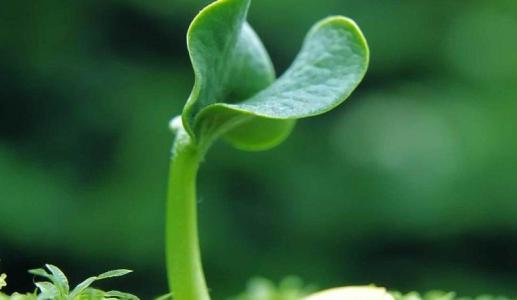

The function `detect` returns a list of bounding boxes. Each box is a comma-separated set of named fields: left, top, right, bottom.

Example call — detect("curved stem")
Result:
left=166, top=126, right=210, bottom=300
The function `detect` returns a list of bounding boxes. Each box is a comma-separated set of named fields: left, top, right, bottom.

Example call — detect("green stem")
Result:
left=166, top=125, right=210, bottom=300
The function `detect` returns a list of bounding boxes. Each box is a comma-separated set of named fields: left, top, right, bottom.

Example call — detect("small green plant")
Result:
left=0, top=265, right=138, bottom=300
left=165, top=0, right=368, bottom=299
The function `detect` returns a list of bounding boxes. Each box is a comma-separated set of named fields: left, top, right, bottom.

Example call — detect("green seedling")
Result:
left=0, top=265, right=138, bottom=300
left=165, top=0, right=368, bottom=299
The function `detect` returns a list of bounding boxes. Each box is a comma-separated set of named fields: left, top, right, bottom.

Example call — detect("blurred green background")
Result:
left=1, top=0, right=516, bottom=298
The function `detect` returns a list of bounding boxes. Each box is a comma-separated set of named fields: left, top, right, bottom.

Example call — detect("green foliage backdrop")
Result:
left=0, top=0, right=515, bottom=299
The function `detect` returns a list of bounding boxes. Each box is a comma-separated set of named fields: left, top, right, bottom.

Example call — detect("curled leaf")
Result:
left=179, top=0, right=369, bottom=152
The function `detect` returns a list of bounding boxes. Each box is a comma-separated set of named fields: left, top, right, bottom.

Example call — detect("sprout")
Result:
left=165, top=0, right=368, bottom=299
